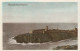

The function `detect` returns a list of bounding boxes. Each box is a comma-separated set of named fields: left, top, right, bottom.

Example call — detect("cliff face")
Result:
left=14, top=31, right=77, bottom=43
left=14, top=33, right=52, bottom=43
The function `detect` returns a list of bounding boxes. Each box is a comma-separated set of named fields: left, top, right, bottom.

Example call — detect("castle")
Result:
left=30, top=26, right=77, bottom=36
left=14, top=26, right=78, bottom=43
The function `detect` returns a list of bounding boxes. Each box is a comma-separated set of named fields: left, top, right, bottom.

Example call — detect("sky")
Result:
left=3, top=2, right=77, bottom=23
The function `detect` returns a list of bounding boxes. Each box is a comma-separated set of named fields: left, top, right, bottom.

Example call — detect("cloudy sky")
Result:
left=3, top=2, right=77, bottom=23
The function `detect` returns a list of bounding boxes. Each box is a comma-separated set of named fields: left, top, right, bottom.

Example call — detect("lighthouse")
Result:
left=45, top=26, right=48, bottom=31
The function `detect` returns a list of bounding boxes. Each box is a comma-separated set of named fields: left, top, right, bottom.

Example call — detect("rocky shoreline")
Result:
left=14, top=32, right=77, bottom=43
left=53, top=45, right=77, bottom=50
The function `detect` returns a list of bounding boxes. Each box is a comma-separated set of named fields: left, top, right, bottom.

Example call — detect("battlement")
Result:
left=31, top=26, right=77, bottom=36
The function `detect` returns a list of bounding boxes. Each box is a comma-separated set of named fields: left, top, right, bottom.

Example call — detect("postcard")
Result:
left=0, top=0, right=79, bottom=51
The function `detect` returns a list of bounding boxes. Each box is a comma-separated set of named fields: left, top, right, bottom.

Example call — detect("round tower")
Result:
left=45, top=26, right=48, bottom=31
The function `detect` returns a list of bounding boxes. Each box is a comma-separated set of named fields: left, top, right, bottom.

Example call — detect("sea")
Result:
left=3, top=23, right=78, bottom=50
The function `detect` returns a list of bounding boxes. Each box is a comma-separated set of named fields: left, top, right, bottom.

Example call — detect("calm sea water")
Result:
left=3, top=23, right=77, bottom=50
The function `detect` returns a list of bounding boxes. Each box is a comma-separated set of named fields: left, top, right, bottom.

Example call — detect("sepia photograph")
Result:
left=3, top=2, right=78, bottom=50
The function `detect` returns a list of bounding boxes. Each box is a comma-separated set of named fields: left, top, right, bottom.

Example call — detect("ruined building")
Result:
left=31, top=26, right=77, bottom=36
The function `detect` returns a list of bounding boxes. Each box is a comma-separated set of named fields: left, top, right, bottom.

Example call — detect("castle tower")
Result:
left=75, top=28, right=77, bottom=33
left=45, top=26, right=48, bottom=31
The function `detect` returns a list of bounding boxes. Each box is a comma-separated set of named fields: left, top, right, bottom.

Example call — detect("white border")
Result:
left=1, top=0, right=78, bottom=2
left=0, top=0, right=79, bottom=51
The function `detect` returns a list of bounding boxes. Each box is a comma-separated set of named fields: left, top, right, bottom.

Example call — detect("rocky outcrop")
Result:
left=14, top=32, right=77, bottom=43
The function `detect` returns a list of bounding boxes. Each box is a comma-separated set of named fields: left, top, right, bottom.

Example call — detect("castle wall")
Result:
left=32, top=27, right=77, bottom=37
